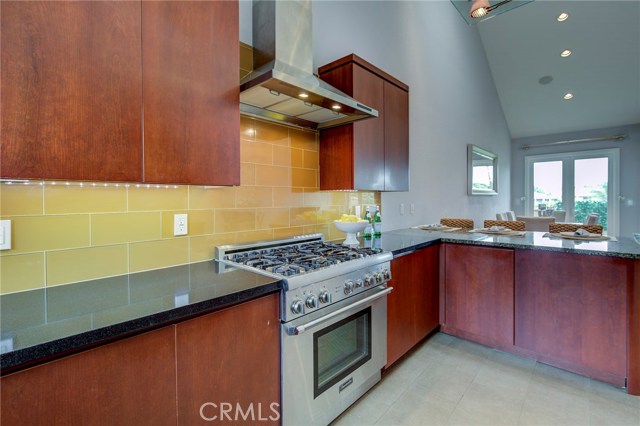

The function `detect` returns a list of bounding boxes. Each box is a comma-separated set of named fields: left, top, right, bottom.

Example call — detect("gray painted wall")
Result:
left=511, top=124, right=640, bottom=238
left=240, top=1, right=512, bottom=231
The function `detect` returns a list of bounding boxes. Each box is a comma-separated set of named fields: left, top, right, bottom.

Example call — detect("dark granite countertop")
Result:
left=378, top=228, right=640, bottom=259
left=0, top=260, right=281, bottom=373
left=3, top=229, right=638, bottom=373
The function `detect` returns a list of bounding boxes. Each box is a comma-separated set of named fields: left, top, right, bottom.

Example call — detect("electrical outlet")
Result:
left=174, top=292, right=189, bottom=307
left=0, top=337, right=14, bottom=354
left=0, top=220, right=11, bottom=250
left=173, top=214, right=188, bottom=236
left=410, top=203, right=415, bottom=214
left=400, top=203, right=405, bottom=215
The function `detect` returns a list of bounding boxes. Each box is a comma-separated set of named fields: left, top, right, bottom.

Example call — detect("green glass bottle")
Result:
left=373, top=205, right=382, bottom=237
left=363, top=206, right=372, bottom=240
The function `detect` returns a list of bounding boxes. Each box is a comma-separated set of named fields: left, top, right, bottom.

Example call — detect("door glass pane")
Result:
left=533, top=161, right=563, bottom=216
left=314, top=308, right=371, bottom=398
left=574, top=158, right=608, bottom=231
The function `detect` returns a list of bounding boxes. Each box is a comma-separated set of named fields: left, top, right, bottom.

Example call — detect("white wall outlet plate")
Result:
left=0, top=336, right=14, bottom=354
left=0, top=220, right=11, bottom=250
left=173, top=214, right=188, bottom=236
left=174, top=292, right=189, bottom=307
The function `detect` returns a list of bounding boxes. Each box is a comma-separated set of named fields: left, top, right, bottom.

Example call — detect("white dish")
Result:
left=333, top=220, right=368, bottom=246
left=559, top=231, right=601, bottom=238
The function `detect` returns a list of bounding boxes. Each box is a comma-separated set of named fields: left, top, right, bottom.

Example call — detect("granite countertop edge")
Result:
left=381, top=229, right=640, bottom=260
left=0, top=277, right=282, bottom=374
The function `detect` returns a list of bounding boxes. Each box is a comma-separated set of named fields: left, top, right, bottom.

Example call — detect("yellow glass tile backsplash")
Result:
left=47, top=245, right=128, bottom=286
left=0, top=117, right=379, bottom=294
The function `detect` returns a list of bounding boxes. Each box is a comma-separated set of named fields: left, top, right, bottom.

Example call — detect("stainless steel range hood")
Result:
left=240, top=0, right=378, bottom=130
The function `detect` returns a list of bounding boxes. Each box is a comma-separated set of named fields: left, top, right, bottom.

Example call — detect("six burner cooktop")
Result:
left=223, top=241, right=382, bottom=277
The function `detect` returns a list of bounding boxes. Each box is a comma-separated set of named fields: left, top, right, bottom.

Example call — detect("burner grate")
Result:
left=223, top=240, right=383, bottom=277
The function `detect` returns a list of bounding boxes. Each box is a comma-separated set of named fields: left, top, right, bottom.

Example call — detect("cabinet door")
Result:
left=319, top=63, right=384, bottom=191
left=383, top=81, right=409, bottom=191
left=515, top=250, right=628, bottom=380
left=142, top=1, right=240, bottom=185
left=387, top=246, right=439, bottom=367
left=1, top=1, right=142, bottom=182
left=176, top=293, right=280, bottom=426
left=443, top=244, right=514, bottom=347
left=352, top=65, right=385, bottom=191
left=0, top=327, right=177, bottom=426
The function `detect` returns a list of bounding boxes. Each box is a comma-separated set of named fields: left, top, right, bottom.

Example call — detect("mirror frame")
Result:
left=467, top=144, right=498, bottom=196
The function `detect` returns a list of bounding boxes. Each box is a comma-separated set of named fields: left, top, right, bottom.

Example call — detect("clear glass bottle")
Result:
left=363, top=206, right=372, bottom=240
left=373, top=205, right=382, bottom=237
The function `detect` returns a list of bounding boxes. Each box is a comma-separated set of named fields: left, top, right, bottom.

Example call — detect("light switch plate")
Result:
left=173, top=214, right=188, bottom=236
left=0, top=220, right=11, bottom=250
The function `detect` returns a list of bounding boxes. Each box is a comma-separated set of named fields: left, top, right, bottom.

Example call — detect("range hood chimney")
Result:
left=240, top=0, right=378, bottom=130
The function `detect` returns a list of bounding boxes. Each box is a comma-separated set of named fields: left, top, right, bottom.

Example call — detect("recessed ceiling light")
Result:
left=557, top=12, right=569, bottom=22
left=563, top=93, right=574, bottom=100
left=298, top=93, right=309, bottom=99
left=560, top=49, right=572, bottom=58
left=331, top=104, right=342, bottom=110
left=539, top=75, right=553, bottom=85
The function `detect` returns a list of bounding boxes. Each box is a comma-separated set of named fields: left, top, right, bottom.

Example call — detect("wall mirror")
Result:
left=468, top=144, right=498, bottom=195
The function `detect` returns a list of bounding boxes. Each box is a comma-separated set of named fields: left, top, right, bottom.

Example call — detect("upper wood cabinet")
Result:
left=0, top=1, right=239, bottom=186
left=318, top=54, right=409, bottom=191
left=142, top=1, right=239, bottom=185
left=1, top=1, right=143, bottom=182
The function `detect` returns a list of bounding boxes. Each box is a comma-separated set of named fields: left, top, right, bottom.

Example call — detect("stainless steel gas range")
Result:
left=216, top=234, right=393, bottom=426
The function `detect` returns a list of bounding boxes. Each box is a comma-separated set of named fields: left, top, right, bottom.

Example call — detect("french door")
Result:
left=524, top=148, right=620, bottom=235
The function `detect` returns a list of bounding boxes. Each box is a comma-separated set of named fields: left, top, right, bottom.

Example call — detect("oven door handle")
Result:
left=288, top=287, right=393, bottom=336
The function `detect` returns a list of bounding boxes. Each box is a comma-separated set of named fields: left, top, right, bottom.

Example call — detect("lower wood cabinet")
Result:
left=515, top=250, right=629, bottom=386
left=176, top=293, right=280, bottom=426
left=0, top=293, right=281, bottom=426
left=1, top=326, right=177, bottom=426
left=386, top=246, right=439, bottom=368
left=442, top=244, right=514, bottom=349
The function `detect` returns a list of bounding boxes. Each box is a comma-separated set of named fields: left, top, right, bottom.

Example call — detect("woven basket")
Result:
left=440, top=218, right=474, bottom=229
left=549, top=223, right=603, bottom=234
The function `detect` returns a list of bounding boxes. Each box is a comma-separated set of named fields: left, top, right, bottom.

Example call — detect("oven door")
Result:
left=281, top=285, right=391, bottom=426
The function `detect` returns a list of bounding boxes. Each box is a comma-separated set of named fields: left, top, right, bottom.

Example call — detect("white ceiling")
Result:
left=476, top=0, right=640, bottom=139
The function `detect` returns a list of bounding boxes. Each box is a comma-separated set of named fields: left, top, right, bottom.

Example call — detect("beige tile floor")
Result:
left=332, top=333, right=640, bottom=426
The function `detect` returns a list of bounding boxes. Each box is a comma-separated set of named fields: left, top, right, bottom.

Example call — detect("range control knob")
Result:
left=364, top=275, right=374, bottom=287
left=305, top=294, right=318, bottom=309
left=383, top=269, right=392, bottom=281
left=375, top=272, right=384, bottom=284
left=318, top=290, right=331, bottom=304
left=355, top=279, right=364, bottom=288
left=291, top=299, right=304, bottom=315
left=344, top=280, right=354, bottom=295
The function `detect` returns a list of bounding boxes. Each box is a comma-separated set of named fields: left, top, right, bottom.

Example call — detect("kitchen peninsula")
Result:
left=1, top=229, right=638, bottom=425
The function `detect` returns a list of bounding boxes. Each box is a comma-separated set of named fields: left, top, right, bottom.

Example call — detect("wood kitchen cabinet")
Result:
left=318, top=54, right=409, bottom=191
left=142, top=1, right=239, bottom=185
left=441, top=244, right=514, bottom=349
left=1, top=0, right=239, bottom=186
left=0, top=327, right=177, bottom=426
left=1, top=1, right=143, bottom=182
left=176, top=293, right=280, bottom=426
left=386, top=246, right=439, bottom=368
left=515, top=250, right=629, bottom=387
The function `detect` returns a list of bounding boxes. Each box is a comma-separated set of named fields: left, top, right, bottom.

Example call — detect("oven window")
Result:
left=313, top=307, right=372, bottom=398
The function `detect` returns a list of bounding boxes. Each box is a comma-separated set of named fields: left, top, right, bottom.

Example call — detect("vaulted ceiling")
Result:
left=476, top=0, right=640, bottom=139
